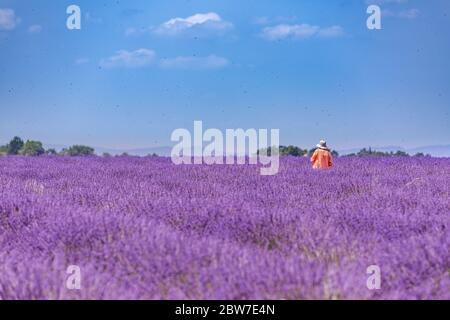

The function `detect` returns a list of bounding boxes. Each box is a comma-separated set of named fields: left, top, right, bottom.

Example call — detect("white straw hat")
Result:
left=316, top=140, right=328, bottom=149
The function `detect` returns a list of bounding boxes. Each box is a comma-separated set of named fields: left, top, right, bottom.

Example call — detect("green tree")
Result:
left=46, top=148, right=57, bottom=155
left=19, top=140, right=45, bottom=156
left=258, top=145, right=308, bottom=157
left=0, top=144, right=7, bottom=155
left=331, top=150, right=339, bottom=157
left=355, top=148, right=410, bottom=157
left=280, top=145, right=308, bottom=156
left=394, top=150, right=409, bottom=157
left=7, top=136, right=24, bottom=155
left=413, top=152, right=431, bottom=157
left=65, top=145, right=95, bottom=156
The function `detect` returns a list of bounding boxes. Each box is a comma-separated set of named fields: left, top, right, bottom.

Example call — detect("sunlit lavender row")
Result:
left=0, top=156, right=449, bottom=299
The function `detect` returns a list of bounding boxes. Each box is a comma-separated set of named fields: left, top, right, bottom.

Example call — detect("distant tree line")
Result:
left=0, top=136, right=95, bottom=157
left=257, top=146, right=430, bottom=158
left=0, top=137, right=431, bottom=158
left=344, top=147, right=430, bottom=158
left=257, top=145, right=339, bottom=157
left=0, top=136, right=161, bottom=157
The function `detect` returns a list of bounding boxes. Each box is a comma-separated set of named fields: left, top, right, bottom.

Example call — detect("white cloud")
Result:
left=124, top=26, right=153, bottom=37
left=159, top=55, right=229, bottom=69
left=85, top=12, right=102, bottom=24
left=253, top=16, right=297, bottom=26
left=154, top=12, right=233, bottom=36
left=261, top=24, right=344, bottom=41
left=262, top=24, right=318, bottom=40
left=253, top=16, right=270, bottom=25
left=100, top=49, right=229, bottom=71
left=398, top=8, right=420, bottom=19
left=382, top=8, right=420, bottom=19
left=75, top=58, right=90, bottom=65
left=100, top=49, right=156, bottom=69
left=365, top=0, right=419, bottom=19
left=125, top=27, right=140, bottom=36
left=28, top=24, right=42, bottom=34
left=317, top=26, right=345, bottom=38
left=0, top=8, right=20, bottom=30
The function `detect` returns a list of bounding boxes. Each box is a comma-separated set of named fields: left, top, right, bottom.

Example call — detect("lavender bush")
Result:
left=0, top=156, right=449, bottom=299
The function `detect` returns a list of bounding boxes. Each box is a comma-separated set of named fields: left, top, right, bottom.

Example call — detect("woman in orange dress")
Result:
left=311, top=140, right=333, bottom=169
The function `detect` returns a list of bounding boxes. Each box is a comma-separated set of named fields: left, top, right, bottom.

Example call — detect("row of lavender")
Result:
left=0, top=156, right=449, bottom=299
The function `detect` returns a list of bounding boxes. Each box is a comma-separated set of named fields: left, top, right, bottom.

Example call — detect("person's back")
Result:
left=311, top=140, right=333, bottom=169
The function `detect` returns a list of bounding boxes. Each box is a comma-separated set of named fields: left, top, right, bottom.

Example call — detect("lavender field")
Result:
left=0, top=156, right=449, bottom=300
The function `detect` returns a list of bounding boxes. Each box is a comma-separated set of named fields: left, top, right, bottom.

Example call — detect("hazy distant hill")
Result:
left=338, top=145, right=450, bottom=157
left=406, top=145, right=450, bottom=157
left=338, top=146, right=406, bottom=155
left=44, top=144, right=172, bottom=156
left=116, top=146, right=173, bottom=156
left=41, top=144, right=450, bottom=157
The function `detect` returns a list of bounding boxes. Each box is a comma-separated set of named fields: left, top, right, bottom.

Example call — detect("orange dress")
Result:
left=311, top=148, right=333, bottom=169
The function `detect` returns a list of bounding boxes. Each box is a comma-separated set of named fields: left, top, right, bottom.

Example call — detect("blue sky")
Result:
left=0, top=0, right=449, bottom=150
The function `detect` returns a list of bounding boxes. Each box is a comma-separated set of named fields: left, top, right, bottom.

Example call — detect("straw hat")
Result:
left=316, top=140, right=329, bottom=150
